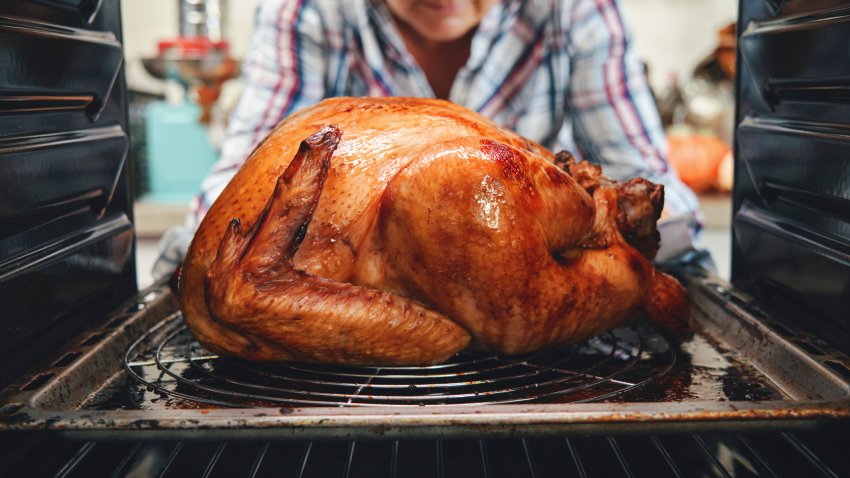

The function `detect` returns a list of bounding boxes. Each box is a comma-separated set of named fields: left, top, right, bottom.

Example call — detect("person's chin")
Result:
left=417, top=20, right=472, bottom=42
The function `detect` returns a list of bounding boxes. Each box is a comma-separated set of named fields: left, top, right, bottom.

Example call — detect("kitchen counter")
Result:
left=696, top=193, right=732, bottom=280
left=133, top=198, right=189, bottom=239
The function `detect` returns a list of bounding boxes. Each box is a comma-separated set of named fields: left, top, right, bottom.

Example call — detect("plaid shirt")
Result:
left=188, top=0, right=699, bottom=228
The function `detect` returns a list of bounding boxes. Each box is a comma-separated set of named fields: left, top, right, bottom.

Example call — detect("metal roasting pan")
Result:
left=1, top=271, right=849, bottom=440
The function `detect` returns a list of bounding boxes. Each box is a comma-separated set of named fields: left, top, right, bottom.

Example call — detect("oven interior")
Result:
left=1, top=0, right=850, bottom=476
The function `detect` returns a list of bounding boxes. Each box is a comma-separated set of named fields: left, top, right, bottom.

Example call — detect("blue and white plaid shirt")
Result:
left=154, top=0, right=701, bottom=277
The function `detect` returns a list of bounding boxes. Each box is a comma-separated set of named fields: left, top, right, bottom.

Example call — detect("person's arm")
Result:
left=566, top=0, right=700, bottom=231
left=188, top=0, right=329, bottom=226
left=153, top=0, right=328, bottom=279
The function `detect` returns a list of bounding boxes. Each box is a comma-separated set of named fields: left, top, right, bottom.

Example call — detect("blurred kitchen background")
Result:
left=126, top=0, right=738, bottom=288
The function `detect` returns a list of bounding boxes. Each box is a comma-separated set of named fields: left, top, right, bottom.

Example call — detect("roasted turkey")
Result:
left=179, top=97, right=689, bottom=365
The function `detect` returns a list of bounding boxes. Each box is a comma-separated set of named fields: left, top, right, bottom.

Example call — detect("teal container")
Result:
left=144, top=101, right=217, bottom=203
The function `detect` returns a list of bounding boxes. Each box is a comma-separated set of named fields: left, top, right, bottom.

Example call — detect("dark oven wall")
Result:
left=733, top=0, right=850, bottom=355
left=0, top=0, right=135, bottom=389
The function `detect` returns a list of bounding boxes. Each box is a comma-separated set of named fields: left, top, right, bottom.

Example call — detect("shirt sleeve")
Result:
left=566, top=0, right=700, bottom=229
left=187, top=0, right=328, bottom=228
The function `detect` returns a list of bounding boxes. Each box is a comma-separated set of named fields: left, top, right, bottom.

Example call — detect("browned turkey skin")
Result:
left=180, top=97, right=689, bottom=365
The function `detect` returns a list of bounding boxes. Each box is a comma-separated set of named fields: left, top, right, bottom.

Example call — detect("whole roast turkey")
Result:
left=179, top=97, right=689, bottom=365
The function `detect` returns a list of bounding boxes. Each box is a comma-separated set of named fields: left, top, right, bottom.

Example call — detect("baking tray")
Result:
left=1, top=271, right=849, bottom=440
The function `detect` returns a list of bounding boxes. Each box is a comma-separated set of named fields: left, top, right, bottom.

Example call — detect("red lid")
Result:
left=158, top=37, right=230, bottom=58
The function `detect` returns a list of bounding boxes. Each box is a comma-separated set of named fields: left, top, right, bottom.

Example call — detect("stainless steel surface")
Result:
left=179, top=0, right=226, bottom=42
left=1, top=274, right=849, bottom=439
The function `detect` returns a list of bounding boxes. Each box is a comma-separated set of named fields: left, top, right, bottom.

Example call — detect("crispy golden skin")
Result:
left=179, top=97, right=689, bottom=365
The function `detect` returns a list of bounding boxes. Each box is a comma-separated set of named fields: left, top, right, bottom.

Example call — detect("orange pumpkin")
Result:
left=667, top=133, right=730, bottom=193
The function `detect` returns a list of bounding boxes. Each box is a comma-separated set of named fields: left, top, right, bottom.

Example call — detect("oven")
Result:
left=1, top=0, right=849, bottom=476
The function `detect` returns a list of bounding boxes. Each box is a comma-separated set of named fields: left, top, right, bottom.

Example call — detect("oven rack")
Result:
left=123, top=311, right=677, bottom=408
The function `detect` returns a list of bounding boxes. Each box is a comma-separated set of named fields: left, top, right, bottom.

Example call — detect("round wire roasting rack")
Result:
left=125, top=312, right=677, bottom=408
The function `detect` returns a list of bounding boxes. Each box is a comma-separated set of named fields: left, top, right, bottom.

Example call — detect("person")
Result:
left=154, top=0, right=702, bottom=277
